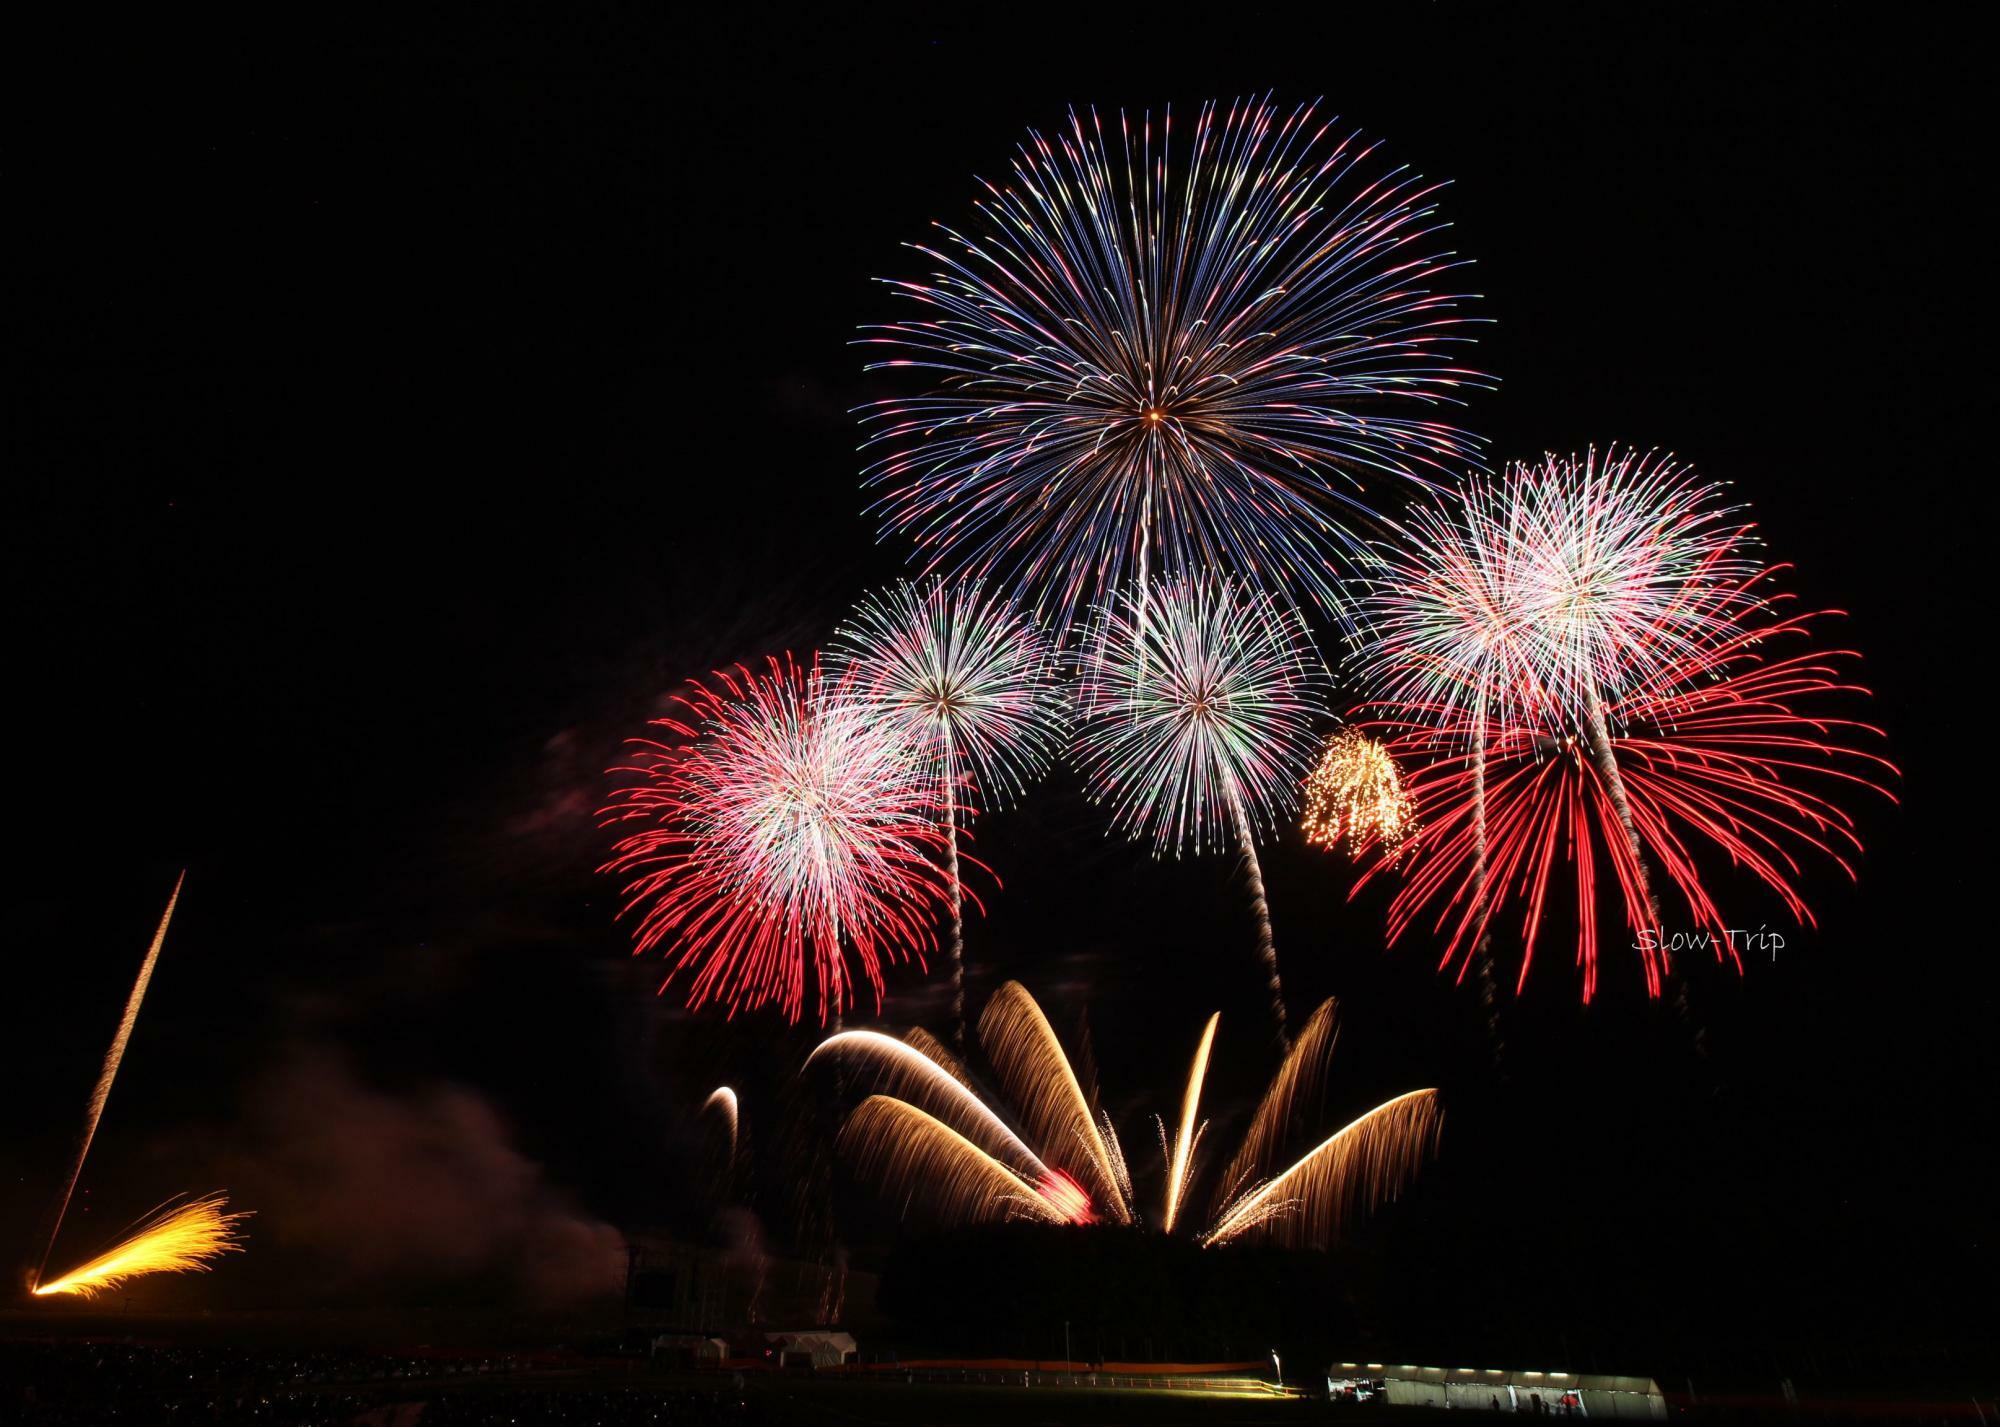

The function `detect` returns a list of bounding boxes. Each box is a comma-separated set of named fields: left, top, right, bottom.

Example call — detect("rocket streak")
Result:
left=32, top=872, right=184, bottom=1290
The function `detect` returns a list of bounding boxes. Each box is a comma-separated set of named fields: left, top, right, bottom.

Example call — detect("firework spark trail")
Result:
left=599, top=655, right=954, bottom=1026
left=1501, top=453, right=1741, bottom=945
left=33, top=872, right=184, bottom=1292
left=1072, top=578, right=1329, bottom=1043
left=807, top=1029, right=1047, bottom=1178
left=941, top=736, right=966, bottom=1045
left=703, top=1086, right=740, bottom=1166
left=1225, top=781, right=1289, bottom=1052
left=1159, top=1013, right=1219, bottom=1234
left=1212, top=999, right=1339, bottom=1216
left=1202, top=1089, right=1442, bottom=1248
left=1354, top=486, right=1522, bottom=1042
left=1468, top=720, right=1503, bottom=1059
left=901, top=1026, right=972, bottom=1089
left=979, top=983, right=1133, bottom=1222
left=829, top=580, right=1064, bottom=1049
left=860, top=96, right=1490, bottom=632
left=32, top=1194, right=250, bottom=1299
left=1354, top=611, right=1896, bottom=999
left=1584, top=690, right=1661, bottom=927
left=838, top=1097, right=1079, bottom=1228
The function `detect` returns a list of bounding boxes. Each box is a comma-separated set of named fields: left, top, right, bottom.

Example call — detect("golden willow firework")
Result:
left=1300, top=729, right=1415, bottom=858
left=32, top=1194, right=250, bottom=1300
left=813, top=983, right=1440, bottom=1249
left=859, top=96, right=1490, bottom=631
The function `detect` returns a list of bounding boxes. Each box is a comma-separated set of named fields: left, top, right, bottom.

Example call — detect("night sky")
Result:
left=11, top=6, right=1991, bottom=1378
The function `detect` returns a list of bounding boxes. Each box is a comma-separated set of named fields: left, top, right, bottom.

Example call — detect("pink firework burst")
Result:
left=599, top=655, right=955, bottom=1026
left=1353, top=606, right=1897, bottom=1002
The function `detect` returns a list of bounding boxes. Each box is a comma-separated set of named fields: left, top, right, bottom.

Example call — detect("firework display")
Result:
left=828, top=580, right=1064, bottom=1044
left=32, top=79, right=1916, bottom=1352
left=599, top=656, right=955, bottom=1026
left=860, top=97, right=1488, bottom=630
left=818, top=982, right=1439, bottom=1248
left=578, top=99, right=1892, bottom=1153
left=1353, top=610, right=1896, bottom=1000
left=32, top=1194, right=251, bottom=1300
left=1300, top=728, right=1415, bottom=857
left=1072, top=577, right=1329, bottom=1045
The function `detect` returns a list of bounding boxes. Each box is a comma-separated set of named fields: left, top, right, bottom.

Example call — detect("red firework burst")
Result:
left=1353, top=609, right=1897, bottom=1001
left=598, top=654, right=956, bottom=1025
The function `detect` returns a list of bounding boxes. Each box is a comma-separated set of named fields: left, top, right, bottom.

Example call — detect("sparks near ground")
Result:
left=813, top=983, right=1440, bottom=1247
left=860, top=95, right=1490, bottom=631
left=32, top=1194, right=250, bottom=1300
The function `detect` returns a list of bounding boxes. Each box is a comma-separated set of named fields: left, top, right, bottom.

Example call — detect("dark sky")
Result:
left=10, top=4, right=1991, bottom=1372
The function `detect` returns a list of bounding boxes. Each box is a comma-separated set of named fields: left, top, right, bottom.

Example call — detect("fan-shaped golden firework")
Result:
left=814, top=982, right=1440, bottom=1248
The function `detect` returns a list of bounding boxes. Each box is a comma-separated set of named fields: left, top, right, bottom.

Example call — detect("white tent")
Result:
left=765, top=1329, right=858, bottom=1368
left=1327, top=1361, right=1666, bottom=1417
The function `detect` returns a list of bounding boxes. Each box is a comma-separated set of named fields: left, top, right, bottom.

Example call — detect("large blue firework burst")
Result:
left=860, top=96, right=1490, bottom=633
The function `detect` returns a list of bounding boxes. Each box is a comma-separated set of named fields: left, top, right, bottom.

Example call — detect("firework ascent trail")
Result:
left=31, top=872, right=184, bottom=1292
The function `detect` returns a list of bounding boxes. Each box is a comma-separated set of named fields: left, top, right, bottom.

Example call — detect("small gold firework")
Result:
left=1301, top=729, right=1414, bottom=858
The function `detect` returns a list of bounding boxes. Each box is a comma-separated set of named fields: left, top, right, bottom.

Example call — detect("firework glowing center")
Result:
left=1034, top=1170, right=1096, bottom=1225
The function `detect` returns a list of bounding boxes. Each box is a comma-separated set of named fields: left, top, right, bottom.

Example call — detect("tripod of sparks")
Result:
left=860, top=95, right=1490, bottom=632
left=599, top=655, right=956, bottom=1026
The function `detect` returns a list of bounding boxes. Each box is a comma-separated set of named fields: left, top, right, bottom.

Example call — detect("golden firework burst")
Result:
left=1301, top=729, right=1415, bottom=858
